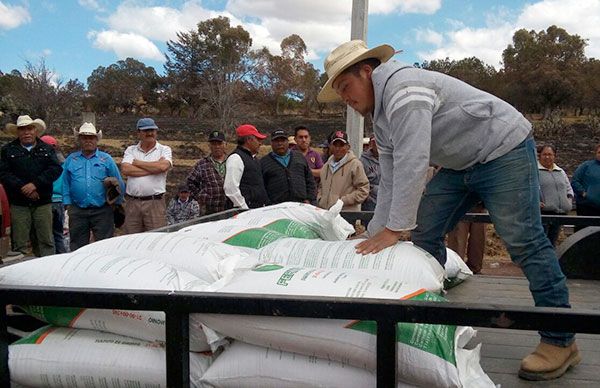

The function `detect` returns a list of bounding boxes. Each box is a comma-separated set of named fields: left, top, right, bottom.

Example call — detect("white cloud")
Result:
left=226, top=0, right=350, bottom=23
left=89, top=30, right=164, bottom=61
left=371, top=0, right=442, bottom=15
left=418, top=0, right=600, bottom=67
left=415, top=28, right=444, bottom=46
left=78, top=0, right=104, bottom=12
left=42, top=48, right=52, bottom=56
left=106, top=1, right=231, bottom=42
left=225, top=0, right=352, bottom=58
left=91, top=0, right=442, bottom=65
left=0, top=1, right=31, bottom=30
left=96, top=0, right=351, bottom=61
left=419, top=24, right=514, bottom=67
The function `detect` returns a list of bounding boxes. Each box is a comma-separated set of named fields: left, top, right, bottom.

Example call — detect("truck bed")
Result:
left=446, top=275, right=600, bottom=387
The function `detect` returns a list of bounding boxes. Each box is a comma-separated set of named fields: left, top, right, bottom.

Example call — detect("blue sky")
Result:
left=1, top=0, right=599, bottom=86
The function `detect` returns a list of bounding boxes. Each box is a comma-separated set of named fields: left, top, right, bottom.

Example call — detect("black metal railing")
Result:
left=2, top=286, right=600, bottom=387
left=341, top=211, right=600, bottom=229
left=2, top=210, right=600, bottom=387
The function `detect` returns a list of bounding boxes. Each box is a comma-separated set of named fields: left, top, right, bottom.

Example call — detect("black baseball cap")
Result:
left=329, top=130, right=348, bottom=144
left=208, top=130, right=225, bottom=142
left=271, top=129, right=288, bottom=141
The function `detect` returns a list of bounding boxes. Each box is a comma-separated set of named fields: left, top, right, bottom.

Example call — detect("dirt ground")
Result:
left=480, top=225, right=524, bottom=277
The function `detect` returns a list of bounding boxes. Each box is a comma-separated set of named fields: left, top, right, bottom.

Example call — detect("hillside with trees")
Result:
left=1, top=19, right=599, bottom=162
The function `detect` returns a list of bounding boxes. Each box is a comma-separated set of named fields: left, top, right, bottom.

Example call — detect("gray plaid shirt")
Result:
left=166, top=198, right=200, bottom=225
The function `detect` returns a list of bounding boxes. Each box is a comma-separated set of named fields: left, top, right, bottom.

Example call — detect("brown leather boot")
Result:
left=519, top=341, right=581, bottom=380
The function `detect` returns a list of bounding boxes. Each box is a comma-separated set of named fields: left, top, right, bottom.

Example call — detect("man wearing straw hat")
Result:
left=62, top=123, right=125, bottom=251
left=0, top=115, right=62, bottom=257
left=317, top=40, right=578, bottom=381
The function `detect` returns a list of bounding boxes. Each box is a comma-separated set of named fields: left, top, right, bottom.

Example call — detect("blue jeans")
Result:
left=411, top=138, right=574, bottom=347
left=52, top=203, right=67, bottom=254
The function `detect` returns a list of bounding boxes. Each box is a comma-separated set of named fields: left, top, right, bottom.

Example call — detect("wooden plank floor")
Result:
left=446, top=276, right=600, bottom=387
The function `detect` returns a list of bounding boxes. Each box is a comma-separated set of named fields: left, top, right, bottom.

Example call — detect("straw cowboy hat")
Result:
left=74, top=122, right=103, bottom=141
left=317, top=40, right=395, bottom=103
left=5, top=115, right=46, bottom=136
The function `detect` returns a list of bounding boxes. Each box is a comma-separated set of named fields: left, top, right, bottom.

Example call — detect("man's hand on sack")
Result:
left=355, top=228, right=403, bottom=255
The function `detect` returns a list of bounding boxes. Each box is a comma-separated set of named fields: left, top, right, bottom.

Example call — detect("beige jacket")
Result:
left=318, top=151, right=370, bottom=211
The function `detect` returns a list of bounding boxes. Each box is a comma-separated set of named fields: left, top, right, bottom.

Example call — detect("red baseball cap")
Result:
left=236, top=124, right=267, bottom=139
left=40, top=135, right=58, bottom=147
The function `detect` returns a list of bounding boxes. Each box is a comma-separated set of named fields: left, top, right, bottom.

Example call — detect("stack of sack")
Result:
left=0, top=201, right=489, bottom=387
left=0, top=250, right=216, bottom=386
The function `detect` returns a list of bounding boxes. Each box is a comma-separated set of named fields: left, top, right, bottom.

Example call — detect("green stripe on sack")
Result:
left=12, top=325, right=53, bottom=345
left=21, top=305, right=84, bottom=327
left=263, top=219, right=320, bottom=239
left=224, top=228, right=288, bottom=249
left=346, top=292, right=457, bottom=365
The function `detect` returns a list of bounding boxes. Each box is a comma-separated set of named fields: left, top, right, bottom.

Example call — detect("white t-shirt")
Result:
left=122, top=141, right=172, bottom=196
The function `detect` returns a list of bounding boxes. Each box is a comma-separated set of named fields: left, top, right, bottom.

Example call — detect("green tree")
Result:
left=56, top=79, right=86, bottom=118
left=421, top=57, right=498, bottom=93
left=298, top=63, right=322, bottom=116
left=21, top=59, right=61, bottom=119
left=0, top=70, right=28, bottom=118
left=87, top=58, right=159, bottom=114
left=575, top=59, right=600, bottom=115
left=502, top=25, right=587, bottom=116
left=164, top=16, right=254, bottom=130
left=251, top=34, right=321, bottom=116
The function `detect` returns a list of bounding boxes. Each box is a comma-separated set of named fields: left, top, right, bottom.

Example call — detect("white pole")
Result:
left=347, top=0, right=368, bottom=157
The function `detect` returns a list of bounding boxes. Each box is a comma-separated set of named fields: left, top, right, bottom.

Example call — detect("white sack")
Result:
left=199, top=265, right=494, bottom=388
left=207, top=263, right=424, bottom=298
left=20, top=305, right=212, bottom=352
left=200, top=341, right=378, bottom=388
left=177, top=217, right=320, bottom=250
left=0, top=252, right=211, bottom=351
left=9, top=326, right=212, bottom=388
left=0, top=251, right=207, bottom=291
left=234, top=200, right=355, bottom=240
left=444, top=246, right=474, bottom=282
left=253, top=238, right=445, bottom=291
left=76, top=232, right=248, bottom=283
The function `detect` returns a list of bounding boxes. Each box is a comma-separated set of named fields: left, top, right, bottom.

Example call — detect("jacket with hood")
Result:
left=538, top=161, right=573, bottom=214
left=318, top=150, right=369, bottom=211
left=368, top=60, right=532, bottom=235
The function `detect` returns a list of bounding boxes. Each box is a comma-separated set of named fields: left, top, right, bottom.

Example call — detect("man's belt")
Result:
left=126, top=193, right=164, bottom=201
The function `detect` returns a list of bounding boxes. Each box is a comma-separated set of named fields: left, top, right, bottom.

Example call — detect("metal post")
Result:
left=376, top=319, right=396, bottom=387
left=165, top=311, right=190, bottom=387
left=347, top=0, right=369, bottom=157
left=1, top=304, right=9, bottom=387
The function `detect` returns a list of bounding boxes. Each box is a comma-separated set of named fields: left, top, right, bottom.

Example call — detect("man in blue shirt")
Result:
left=62, top=123, right=125, bottom=251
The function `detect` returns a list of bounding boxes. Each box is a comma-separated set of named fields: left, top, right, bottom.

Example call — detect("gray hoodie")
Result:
left=368, top=60, right=532, bottom=234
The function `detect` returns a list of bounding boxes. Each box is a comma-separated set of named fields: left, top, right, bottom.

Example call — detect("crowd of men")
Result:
left=2, top=112, right=599, bottom=264
left=198, top=123, right=376, bottom=215
left=0, top=114, right=384, bottom=259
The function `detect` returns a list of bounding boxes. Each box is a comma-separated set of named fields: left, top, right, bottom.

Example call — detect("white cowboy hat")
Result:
left=317, top=40, right=395, bottom=103
left=75, top=122, right=103, bottom=141
left=5, top=115, right=46, bottom=136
